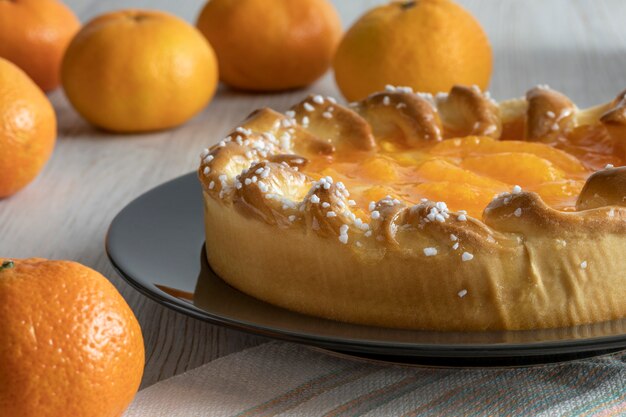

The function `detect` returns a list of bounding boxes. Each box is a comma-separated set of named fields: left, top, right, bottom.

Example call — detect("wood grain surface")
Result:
left=2, top=0, right=626, bottom=388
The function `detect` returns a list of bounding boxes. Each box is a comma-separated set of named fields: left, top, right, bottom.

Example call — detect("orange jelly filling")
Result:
left=303, top=125, right=625, bottom=218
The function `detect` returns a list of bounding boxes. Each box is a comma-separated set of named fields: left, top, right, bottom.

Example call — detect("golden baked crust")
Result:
left=198, top=85, right=626, bottom=331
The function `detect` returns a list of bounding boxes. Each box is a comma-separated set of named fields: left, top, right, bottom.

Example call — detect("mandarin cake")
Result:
left=198, top=85, right=626, bottom=331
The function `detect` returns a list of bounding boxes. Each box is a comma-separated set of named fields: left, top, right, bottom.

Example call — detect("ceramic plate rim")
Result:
left=105, top=172, right=626, bottom=358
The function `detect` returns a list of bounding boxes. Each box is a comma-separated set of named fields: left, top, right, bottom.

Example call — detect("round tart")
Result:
left=198, top=85, right=626, bottom=331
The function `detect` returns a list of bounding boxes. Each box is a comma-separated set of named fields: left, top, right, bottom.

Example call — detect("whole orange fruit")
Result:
left=0, top=258, right=144, bottom=417
left=0, top=0, right=80, bottom=92
left=62, top=9, right=218, bottom=133
left=333, top=0, right=493, bottom=101
left=196, top=0, right=342, bottom=91
left=0, top=58, right=56, bottom=198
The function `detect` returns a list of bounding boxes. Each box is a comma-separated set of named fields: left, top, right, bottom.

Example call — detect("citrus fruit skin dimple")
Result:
left=196, top=0, right=342, bottom=91
left=0, top=0, right=80, bottom=92
left=0, top=58, right=56, bottom=198
left=0, top=258, right=145, bottom=417
left=333, top=0, right=493, bottom=101
left=62, top=9, right=218, bottom=133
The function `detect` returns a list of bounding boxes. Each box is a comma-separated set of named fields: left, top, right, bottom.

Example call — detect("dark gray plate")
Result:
left=105, top=172, right=626, bottom=367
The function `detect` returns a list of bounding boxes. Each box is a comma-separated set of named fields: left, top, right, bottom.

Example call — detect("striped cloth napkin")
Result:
left=124, top=342, right=626, bottom=416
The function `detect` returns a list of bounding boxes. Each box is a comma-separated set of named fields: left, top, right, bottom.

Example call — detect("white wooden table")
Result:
left=2, top=0, right=626, bottom=388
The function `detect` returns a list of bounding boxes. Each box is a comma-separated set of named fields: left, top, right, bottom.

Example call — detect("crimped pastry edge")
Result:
left=204, top=191, right=626, bottom=331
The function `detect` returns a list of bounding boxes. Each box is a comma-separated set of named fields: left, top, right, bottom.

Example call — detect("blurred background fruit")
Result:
left=0, top=59, right=56, bottom=198
left=0, top=0, right=80, bottom=92
left=333, top=0, right=492, bottom=101
left=196, top=0, right=341, bottom=91
left=61, top=9, right=218, bottom=133
left=0, top=258, right=144, bottom=417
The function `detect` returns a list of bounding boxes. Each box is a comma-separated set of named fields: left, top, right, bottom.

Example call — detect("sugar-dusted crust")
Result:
left=198, top=86, right=626, bottom=331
